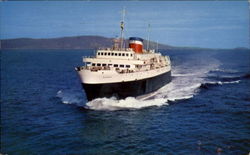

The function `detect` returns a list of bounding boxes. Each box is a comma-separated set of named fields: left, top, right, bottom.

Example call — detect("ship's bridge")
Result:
left=96, top=48, right=135, bottom=60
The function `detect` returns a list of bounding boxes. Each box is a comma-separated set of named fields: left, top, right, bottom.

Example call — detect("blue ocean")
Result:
left=1, top=49, right=249, bottom=154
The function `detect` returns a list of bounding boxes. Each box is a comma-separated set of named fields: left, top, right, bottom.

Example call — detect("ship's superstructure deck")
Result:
left=76, top=47, right=171, bottom=84
left=77, top=48, right=170, bottom=74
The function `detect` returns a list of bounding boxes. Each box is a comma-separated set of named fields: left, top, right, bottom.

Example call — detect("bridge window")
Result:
left=126, top=53, right=128, bottom=56
left=97, top=53, right=100, bottom=55
left=111, top=53, right=114, bottom=56
left=97, top=63, right=101, bottom=66
left=114, top=64, right=118, bottom=67
left=92, top=63, right=96, bottom=66
left=130, top=54, right=133, bottom=57
left=122, top=53, right=125, bottom=56
left=102, top=64, right=107, bottom=67
left=101, top=52, right=103, bottom=55
left=120, top=64, right=124, bottom=68
left=108, top=53, right=110, bottom=56
left=126, top=65, right=130, bottom=68
left=118, top=53, right=121, bottom=56
left=115, top=53, right=117, bottom=56
left=104, top=53, right=107, bottom=56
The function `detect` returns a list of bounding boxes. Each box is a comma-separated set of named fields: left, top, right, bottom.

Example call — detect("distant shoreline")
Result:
left=1, top=35, right=249, bottom=50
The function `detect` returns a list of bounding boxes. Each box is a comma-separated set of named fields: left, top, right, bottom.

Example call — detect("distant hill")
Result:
left=2, top=35, right=248, bottom=50
left=1, top=35, right=174, bottom=50
left=1, top=36, right=113, bottom=49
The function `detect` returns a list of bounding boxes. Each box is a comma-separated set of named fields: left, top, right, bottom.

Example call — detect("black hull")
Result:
left=82, top=71, right=171, bottom=101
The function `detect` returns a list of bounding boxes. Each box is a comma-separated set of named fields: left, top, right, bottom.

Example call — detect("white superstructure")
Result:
left=76, top=48, right=171, bottom=84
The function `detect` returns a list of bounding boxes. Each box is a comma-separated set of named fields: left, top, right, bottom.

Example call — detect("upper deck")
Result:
left=96, top=48, right=135, bottom=60
left=76, top=48, right=171, bottom=74
left=95, top=48, right=158, bottom=60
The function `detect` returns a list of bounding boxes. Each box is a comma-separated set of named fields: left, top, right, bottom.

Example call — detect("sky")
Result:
left=0, top=1, right=249, bottom=49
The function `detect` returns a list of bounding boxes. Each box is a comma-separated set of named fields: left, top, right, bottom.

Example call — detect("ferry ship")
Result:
left=75, top=11, right=171, bottom=101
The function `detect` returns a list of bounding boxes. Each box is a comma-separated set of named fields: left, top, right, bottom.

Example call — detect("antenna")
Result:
left=120, top=7, right=126, bottom=50
left=156, top=40, right=158, bottom=52
left=146, top=23, right=151, bottom=51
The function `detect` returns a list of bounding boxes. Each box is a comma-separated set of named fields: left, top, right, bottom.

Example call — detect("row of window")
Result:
left=97, top=52, right=133, bottom=57
left=92, top=63, right=130, bottom=68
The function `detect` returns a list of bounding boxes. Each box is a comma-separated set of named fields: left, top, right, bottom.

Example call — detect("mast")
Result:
left=120, top=7, right=125, bottom=50
left=156, top=40, right=158, bottom=52
left=146, top=23, right=150, bottom=51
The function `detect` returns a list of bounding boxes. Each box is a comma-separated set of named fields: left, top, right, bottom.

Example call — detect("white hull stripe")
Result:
left=129, top=40, right=143, bottom=45
left=77, top=66, right=171, bottom=84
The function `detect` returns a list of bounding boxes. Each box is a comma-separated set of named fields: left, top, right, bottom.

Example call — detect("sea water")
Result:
left=1, top=49, right=249, bottom=154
